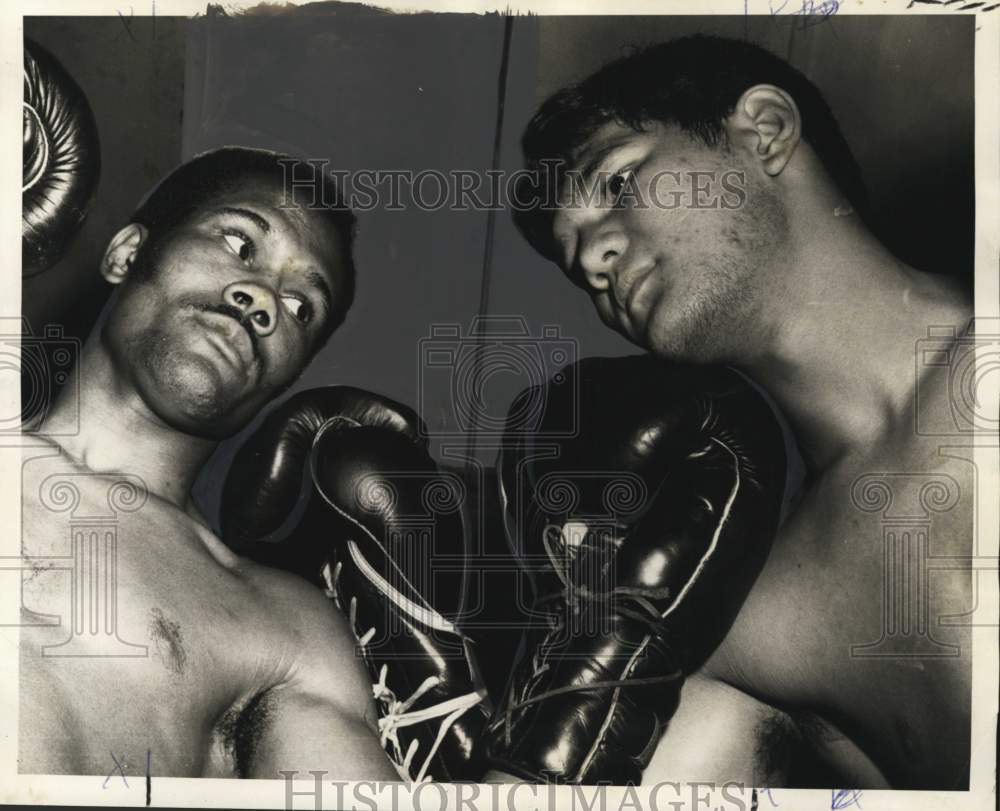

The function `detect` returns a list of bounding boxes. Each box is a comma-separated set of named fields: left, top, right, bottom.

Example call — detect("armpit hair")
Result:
left=754, top=709, right=801, bottom=784
left=755, top=709, right=843, bottom=788
left=217, top=689, right=274, bottom=779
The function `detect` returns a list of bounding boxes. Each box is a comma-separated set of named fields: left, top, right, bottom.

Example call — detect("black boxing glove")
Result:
left=485, top=356, right=787, bottom=784
left=221, top=387, right=490, bottom=783
left=23, top=39, right=101, bottom=276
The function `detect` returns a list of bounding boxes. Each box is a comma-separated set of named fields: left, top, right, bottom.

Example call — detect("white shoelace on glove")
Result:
left=323, top=554, right=484, bottom=783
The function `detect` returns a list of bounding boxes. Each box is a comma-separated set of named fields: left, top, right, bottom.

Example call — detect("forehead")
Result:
left=567, top=120, right=688, bottom=171
left=196, top=177, right=349, bottom=276
left=569, top=120, right=648, bottom=168
left=568, top=118, right=728, bottom=179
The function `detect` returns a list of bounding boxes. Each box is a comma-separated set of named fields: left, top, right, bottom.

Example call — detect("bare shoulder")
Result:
left=221, top=560, right=393, bottom=780
left=644, top=672, right=895, bottom=788
left=888, top=338, right=978, bottom=558
left=238, top=559, right=372, bottom=718
left=643, top=673, right=788, bottom=786
left=241, top=559, right=361, bottom=665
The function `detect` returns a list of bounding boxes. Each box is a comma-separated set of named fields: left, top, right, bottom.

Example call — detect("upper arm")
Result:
left=642, top=673, right=792, bottom=787
left=246, top=686, right=398, bottom=781
left=243, top=568, right=398, bottom=781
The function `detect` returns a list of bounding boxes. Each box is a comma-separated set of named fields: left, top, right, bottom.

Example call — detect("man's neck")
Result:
left=39, top=339, right=218, bottom=511
left=739, top=214, right=971, bottom=473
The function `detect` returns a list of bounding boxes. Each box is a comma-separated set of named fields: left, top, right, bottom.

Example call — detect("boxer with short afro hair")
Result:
left=129, top=146, right=357, bottom=345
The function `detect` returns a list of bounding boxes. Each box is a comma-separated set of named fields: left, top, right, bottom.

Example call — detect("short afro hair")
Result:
left=130, top=146, right=357, bottom=345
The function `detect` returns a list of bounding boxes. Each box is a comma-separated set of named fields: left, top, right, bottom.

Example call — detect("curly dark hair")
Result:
left=513, top=35, right=869, bottom=263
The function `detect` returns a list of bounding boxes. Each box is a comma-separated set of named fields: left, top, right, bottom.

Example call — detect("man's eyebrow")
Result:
left=303, top=269, right=334, bottom=317
left=574, top=137, right=634, bottom=181
left=213, top=206, right=272, bottom=234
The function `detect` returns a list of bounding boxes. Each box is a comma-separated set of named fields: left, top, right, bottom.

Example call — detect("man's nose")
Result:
left=577, top=220, right=628, bottom=293
left=223, top=281, right=278, bottom=337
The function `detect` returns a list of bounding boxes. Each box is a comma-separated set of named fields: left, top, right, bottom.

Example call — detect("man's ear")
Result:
left=100, top=223, right=148, bottom=285
left=727, top=84, right=802, bottom=177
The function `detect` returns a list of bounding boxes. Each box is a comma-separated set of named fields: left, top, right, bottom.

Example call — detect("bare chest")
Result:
left=710, top=436, right=975, bottom=787
left=18, top=455, right=288, bottom=776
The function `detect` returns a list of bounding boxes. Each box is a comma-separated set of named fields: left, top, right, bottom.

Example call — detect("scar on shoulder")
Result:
left=148, top=607, right=187, bottom=675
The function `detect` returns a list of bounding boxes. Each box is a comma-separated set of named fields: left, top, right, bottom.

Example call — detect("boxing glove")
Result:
left=23, top=38, right=101, bottom=276
left=221, top=387, right=490, bottom=783
left=485, top=355, right=787, bottom=784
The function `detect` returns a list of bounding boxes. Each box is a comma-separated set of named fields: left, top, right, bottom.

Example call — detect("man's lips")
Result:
left=194, top=308, right=258, bottom=372
left=202, top=328, right=250, bottom=372
left=622, top=266, right=657, bottom=322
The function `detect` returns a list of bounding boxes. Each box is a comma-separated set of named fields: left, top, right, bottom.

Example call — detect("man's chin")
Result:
left=649, top=316, right=729, bottom=366
left=629, top=310, right=690, bottom=362
left=610, top=312, right=655, bottom=354
left=138, top=352, right=255, bottom=438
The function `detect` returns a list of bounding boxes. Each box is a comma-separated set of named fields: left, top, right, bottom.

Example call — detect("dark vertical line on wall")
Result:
left=477, top=14, right=515, bottom=319
left=462, top=13, right=515, bottom=467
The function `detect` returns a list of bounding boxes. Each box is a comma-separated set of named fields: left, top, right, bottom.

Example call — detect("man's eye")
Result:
left=607, top=169, right=634, bottom=200
left=222, top=232, right=253, bottom=262
left=282, top=296, right=313, bottom=324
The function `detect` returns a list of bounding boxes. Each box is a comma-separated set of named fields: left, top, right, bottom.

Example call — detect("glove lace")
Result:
left=493, top=528, right=683, bottom=747
left=323, top=559, right=483, bottom=784
left=497, top=588, right=680, bottom=747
